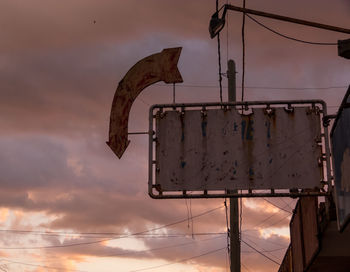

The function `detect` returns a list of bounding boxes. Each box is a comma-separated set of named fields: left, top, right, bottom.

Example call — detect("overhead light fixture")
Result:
left=209, top=8, right=227, bottom=39
left=338, top=39, right=350, bottom=59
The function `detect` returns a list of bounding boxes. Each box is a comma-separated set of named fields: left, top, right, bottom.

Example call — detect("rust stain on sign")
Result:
left=107, top=47, right=183, bottom=158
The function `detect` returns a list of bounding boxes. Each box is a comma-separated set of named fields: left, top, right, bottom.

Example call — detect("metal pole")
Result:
left=227, top=59, right=240, bottom=272
left=225, top=4, right=350, bottom=34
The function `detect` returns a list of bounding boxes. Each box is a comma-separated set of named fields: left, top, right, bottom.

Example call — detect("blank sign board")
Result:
left=149, top=101, right=329, bottom=198
left=331, top=86, right=350, bottom=231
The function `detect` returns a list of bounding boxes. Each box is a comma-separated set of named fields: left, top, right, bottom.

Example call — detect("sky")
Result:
left=0, top=0, right=349, bottom=271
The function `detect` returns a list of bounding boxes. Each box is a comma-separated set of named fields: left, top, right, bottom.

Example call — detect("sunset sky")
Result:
left=0, top=0, right=349, bottom=271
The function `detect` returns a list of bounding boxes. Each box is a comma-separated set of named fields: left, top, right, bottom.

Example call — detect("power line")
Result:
left=241, top=0, right=246, bottom=102
left=155, top=83, right=347, bottom=90
left=246, top=14, right=338, bottom=46
left=263, top=213, right=291, bottom=229
left=224, top=199, right=230, bottom=265
left=0, top=230, right=225, bottom=239
left=103, top=234, right=225, bottom=258
left=244, top=235, right=282, bottom=265
left=0, top=205, right=224, bottom=250
left=243, top=202, right=292, bottom=229
left=217, top=0, right=223, bottom=103
left=241, top=262, right=253, bottom=272
left=263, top=198, right=293, bottom=214
left=241, top=239, right=281, bottom=265
left=0, top=258, right=86, bottom=272
left=128, top=247, right=226, bottom=272
left=242, top=246, right=287, bottom=254
left=242, top=232, right=288, bottom=248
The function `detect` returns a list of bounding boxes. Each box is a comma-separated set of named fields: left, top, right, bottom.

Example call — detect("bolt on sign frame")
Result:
left=148, top=100, right=331, bottom=199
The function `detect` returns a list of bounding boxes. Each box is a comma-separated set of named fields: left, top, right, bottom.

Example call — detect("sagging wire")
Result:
left=190, top=199, right=194, bottom=238
left=241, top=239, right=281, bottom=266
left=0, top=206, right=224, bottom=250
left=185, top=199, right=194, bottom=239
left=172, top=83, right=176, bottom=104
left=239, top=197, right=243, bottom=243
left=241, top=0, right=246, bottom=102
left=246, top=14, right=337, bottom=46
left=185, top=199, right=191, bottom=229
left=217, top=0, right=223, bottom=103
left=224, top=199, right=231, bottom=267
left=226, top=0, right=229, bottom=64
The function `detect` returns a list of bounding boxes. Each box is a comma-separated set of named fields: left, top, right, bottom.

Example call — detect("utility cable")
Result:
left=241, top=0, right=246, bottom=101
left=218, top=34, right=223, bottom=102
left=244, top=235, right=282, bottom=262
left=263, top=198, right=292, bottom=214
left=0, top=205, right=224, bottom=250
left=128, top=247, right=226, bottom=272
left=241, top=239, right=281, bottom=265
left=241, top=262, right=253, bottom=272
left=155, top=83, right=347, bottom=90
left=0, top=230, right=224, bottom=238
left=217, top=0, right=223, bottom=103
left=0, top=258, right=86, bottom=272
left=224, top=199, right=230, bottom=266
left=242, top=246, right=287, bottom=254
left=246, top=14, right=337, bottom=45
left=242, top=232, right=288, bottom=248
left=103, top=234, right=225, bottom=258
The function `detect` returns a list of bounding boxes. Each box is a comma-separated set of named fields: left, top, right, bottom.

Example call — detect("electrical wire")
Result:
left=263, top=213, right=291, bottom=229
left=218, top=35, right=223, bottom=102
left=0, top=258, right=86, bottom=272
left=224, top=199, right=230, bottom=266
left=246, top=14, right=337, bottom=46
left=155, top=83, right=347, bottom=90
left=172, top=83, right=176, bottom=103
left=242, top=232, right=288, bottom=248
left=247, top=202, right=292, bottom=229
left=0, top=229, right=224, bottom=237
left=241, top=0, right=246, bottom=102
left=244, top=235, right=282, bottom=261
left=128, top=247, right=226, bottom=272
left=190, top=199, right=194, bottom=238
left=103, top=234, right=225, bottom=258
left=241, top=239, right=281, bottom=265
left=0, top=205, right=224, bottom=250
left=241, top=262, right=253, bottom=272
left=239, top=197, right=243, bottom=241
left=226, top=0, right=229, bottom=64
left=217, top=0, right=223, bottom=103
left=263, top=198, right=293, bottom=214
left=242, top=246, right=287, bottom=254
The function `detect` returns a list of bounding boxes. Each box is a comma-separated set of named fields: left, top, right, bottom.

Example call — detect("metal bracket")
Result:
left=323, top=114, right=337, bottom=127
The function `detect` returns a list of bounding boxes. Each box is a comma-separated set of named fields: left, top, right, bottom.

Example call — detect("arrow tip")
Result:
left=106, top=139, right=130, bottom=159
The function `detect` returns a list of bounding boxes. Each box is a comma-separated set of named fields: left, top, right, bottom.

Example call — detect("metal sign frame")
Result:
left=330, top=85, right=350, bottom=232
left=149, top=100, right=331, bottom=199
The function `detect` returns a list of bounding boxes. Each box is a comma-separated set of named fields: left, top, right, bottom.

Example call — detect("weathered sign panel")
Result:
left=149, top=101, right=330, bottom=198
left=331, top=86, right=350, bottom=231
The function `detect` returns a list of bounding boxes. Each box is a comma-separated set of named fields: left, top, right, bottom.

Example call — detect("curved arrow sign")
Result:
left=107, top=47, right=183, bottom=158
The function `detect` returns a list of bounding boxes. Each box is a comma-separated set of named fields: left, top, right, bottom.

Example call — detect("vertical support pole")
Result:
left=227, top=59, right=240, bottom=272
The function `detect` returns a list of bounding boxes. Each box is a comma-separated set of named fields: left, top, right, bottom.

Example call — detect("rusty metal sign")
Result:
left=107, top=47, right=183, bottom=158
left=331, top=86, right=350, bottom=231
left=149, top=101, right=331, bottom=198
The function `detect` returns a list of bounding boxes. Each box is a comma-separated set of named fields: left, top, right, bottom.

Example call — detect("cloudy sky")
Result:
left=0, top=0, right=349, bottom=271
